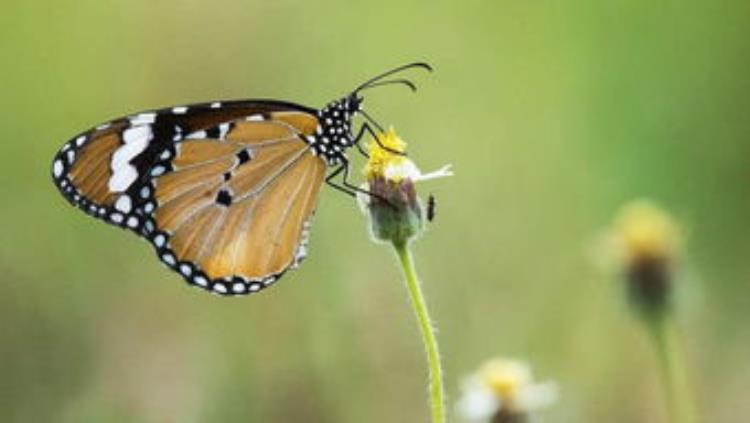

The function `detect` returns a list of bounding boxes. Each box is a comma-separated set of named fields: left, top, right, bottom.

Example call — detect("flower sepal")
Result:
left=367, top=176, right=424, bottom=246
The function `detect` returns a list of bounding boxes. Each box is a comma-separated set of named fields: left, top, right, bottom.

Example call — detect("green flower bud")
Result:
left=367, top=176, right=424, bottom=245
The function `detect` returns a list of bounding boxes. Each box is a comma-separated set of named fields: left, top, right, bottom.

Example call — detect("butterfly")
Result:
left=51, top=62, right=431, bottom=296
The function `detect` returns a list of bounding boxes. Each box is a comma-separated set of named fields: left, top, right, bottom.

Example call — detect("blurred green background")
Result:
left=2, top=1, right=749, bottom=422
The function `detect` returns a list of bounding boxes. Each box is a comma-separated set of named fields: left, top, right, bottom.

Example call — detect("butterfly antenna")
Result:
left=354, top=62, right=432, bottom=93
left=357, top=78, right=418, bottom=93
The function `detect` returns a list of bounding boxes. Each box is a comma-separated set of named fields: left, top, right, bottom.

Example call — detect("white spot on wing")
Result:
left=218, top=123, right=230, bottom=139
left=172, top=106, right=188, bottom=114
left=122, top=125, right=153, bottom=144
left=114, top=195, right=132, bottom=213
left=150, top=165, right=166, bottom=176
left=110, top=212, right=124, bottom=223
left=129, top=113, right=156, bottom=126
left=53, top=160, right=63, bottom=178
left=210, top=102, right=221, bottom=109
left=75, top=135, right=86, bottom=146
left=186, top=130, right=207, bottom=139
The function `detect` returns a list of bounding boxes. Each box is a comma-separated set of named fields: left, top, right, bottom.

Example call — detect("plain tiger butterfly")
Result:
left=51, top=62, right=431, bottom=296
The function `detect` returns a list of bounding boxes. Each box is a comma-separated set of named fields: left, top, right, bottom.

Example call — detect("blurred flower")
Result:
left=457, top=358, right=557, bottom=423
left=607, top=200, right=683, bottom=317
left=359, top=128, right=452, bottom=245
left=611, top=200, right=682, bottom=267
left=604, top=201, right=698, bottom=422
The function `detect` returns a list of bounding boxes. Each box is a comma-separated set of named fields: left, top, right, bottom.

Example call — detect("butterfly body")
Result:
left=51, top=63, right=430, bottom=296
left=305, top=95, right=362, bottom=165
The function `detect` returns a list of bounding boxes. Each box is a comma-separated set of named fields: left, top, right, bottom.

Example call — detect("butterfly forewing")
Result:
left=52, top=101, right=328, bottom=295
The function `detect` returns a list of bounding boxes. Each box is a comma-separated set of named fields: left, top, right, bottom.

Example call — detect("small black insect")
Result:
left=426, top=194, right=436, bottom=222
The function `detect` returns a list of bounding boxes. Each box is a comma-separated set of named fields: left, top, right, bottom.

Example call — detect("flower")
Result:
left=456, top=358, right=557, bottom=423
left=611, top=200, right=682, bottom=267
left=607, top=200, right=683, bottom=317
left=359, top=128, right=452, bottom=245
left=360, top=127, right=452, bottom=422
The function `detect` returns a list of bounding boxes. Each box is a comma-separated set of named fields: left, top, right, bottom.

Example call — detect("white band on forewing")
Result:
left=108, top=125, right=154, bottom=192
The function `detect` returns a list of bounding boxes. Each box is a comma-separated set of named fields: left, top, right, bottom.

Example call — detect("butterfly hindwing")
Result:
left=145, top=119, right=326, bottom=294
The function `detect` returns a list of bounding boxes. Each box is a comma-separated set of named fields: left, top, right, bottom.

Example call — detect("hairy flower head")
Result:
left=359, top=128, right=452, bottom=245
left=612, top=200, right=682, bottom=266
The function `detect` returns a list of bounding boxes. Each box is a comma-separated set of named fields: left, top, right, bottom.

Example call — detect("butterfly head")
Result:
left=310, top=63, right=432, bottom=165
left=319, top=93, right=362, bottom=124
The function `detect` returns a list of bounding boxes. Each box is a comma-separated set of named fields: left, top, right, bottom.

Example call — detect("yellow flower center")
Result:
left=479, top=359, right=531, bottom=406
left=363, top=128, right=410, bottom=181
left=614, top=201, right=681, bottom=263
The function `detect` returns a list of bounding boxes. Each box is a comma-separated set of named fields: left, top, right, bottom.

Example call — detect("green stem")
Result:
left=392, top=240, right=446, bottom=423
left=645, top=314, right=697, bottom=423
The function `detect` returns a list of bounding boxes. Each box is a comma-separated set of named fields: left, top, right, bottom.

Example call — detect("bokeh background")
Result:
left=2, top=1, right=749, bottom=422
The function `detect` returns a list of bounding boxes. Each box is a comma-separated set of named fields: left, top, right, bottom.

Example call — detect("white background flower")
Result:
left=457, top=358, right=558, bottom=422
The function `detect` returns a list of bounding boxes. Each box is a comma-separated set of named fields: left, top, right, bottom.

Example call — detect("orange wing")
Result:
left=146, top=115, right=327, bottom=295
left=52, top=101, right=321, bottom=234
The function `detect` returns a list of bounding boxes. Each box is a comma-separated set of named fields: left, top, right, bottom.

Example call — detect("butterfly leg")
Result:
left=352, top=121, right=407, bottom=157
left=325, top=161, right=396, bottom=208
left=325, top=164, right=358, bottom=198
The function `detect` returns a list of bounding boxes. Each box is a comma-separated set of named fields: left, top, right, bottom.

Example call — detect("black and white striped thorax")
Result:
left=303, top=96, right=361, bottom=166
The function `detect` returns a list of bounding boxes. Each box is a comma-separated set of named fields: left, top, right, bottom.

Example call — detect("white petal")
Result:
left=413, top=164, right=454, bottom=182
left=356, top=183, right=371, bottom=214
left=384, top=159, right=421, bottom=181
left=516, top=381, right=558, bottom=411
left=456, top=386, right=500, bottom=421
